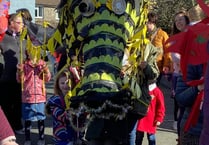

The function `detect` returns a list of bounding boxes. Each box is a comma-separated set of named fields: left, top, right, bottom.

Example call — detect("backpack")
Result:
left=123, top=43, right=160, bottom=117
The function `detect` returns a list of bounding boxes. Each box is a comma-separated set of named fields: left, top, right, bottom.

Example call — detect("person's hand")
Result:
left=43, top=64, right=49, bottom=73
left=16, top=64, right=24, bottom=71
left=197, top=84, right=204, bottom=92
left=16, top=64, right=24, bottom=74
left=163, top=66, right=170, bottom=74
left=155, top=120, right=161, bottom=126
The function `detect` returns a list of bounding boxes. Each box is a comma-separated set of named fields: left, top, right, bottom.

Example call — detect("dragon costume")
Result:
left=15, top=1, right=159, bottom=139
left=46, top=0, right=159, bottom=124
left=0, top=0, right=160, bottom=143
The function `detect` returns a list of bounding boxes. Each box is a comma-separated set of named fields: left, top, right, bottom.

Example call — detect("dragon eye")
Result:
left=112, top=0, right=126, bottom=15
left=79, top=0, right=95, bottom=17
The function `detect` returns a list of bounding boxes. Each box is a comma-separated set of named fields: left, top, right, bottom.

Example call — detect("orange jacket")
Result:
left=149, top=28, right=172, bottom=72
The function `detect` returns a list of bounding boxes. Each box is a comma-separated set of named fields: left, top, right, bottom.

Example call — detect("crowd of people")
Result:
left=0, top=1, right=209, bottom=145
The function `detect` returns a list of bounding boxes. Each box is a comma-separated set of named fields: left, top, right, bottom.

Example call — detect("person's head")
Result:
left=172, top=11, right=190, bottom=34
left=147, top=12, right=158, bottom=32
left=54, top=68, right=77, bottom=96
left=25, top=48, right=40, bottom=64
left=16, top=8, right=32, bottom=22
left=8, top=13, right=24, bottom=33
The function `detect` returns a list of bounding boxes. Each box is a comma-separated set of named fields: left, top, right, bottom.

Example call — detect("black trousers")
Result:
left=0, top=81, right=23, bottom=130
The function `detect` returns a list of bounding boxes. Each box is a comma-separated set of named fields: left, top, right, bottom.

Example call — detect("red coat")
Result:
left=0, top=107, right=15, bottom=143
left=137, top=84, right=165, bottom=134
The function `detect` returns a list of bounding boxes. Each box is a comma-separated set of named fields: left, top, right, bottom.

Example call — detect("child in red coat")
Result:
left=136, top=83, right=165, bottom=145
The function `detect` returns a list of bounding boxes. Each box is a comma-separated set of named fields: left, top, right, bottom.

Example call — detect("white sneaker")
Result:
left=15, top=128, right=25, bottom=135
left=24, top=141, right=31, bottom=145
left=37, top=140, right=45, bottom=145
left=173, top=121, right=177, bottom=130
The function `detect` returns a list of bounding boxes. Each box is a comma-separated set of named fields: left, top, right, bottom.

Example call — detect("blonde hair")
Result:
left=187, top=4, right=208, bottom=23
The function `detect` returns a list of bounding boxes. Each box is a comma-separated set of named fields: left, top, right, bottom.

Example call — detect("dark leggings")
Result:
left=25, top=120, right=45, bottom=141
left=136, top=131, right=156, bottom=145
left=172, top=75, right=179, bottom=121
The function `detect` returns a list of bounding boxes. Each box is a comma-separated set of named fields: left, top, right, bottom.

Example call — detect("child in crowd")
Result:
left=46, top=67, right=81, bottom=145
left=16, top=50, right=51, bottom=145
left=136, top=83, right=165, bottom=145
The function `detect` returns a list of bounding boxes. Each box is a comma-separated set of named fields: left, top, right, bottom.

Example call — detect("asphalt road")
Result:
left=16, top=76, right=178, bottom=145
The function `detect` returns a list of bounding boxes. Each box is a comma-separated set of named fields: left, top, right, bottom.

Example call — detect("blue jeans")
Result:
left=136, top=131, right=156, bottom=145
left=129, top=121, right=137, bottom=145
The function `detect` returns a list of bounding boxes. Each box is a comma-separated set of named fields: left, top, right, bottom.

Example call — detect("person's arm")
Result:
left=162, top=31, right=172, bottom=73
left=51, top=105, right=71, bottom=141
left=38, top=60, right=51, bottom=82
left=0, top=107, right=18, bottom=145
left=154, top=88, right=165, bottom=126
left=175, top=65, right=203, bottom=107
left=16, top=63, right=24, bottom=83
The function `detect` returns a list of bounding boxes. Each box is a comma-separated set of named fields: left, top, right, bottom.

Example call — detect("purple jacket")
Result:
left=200, top=61, right=209, bottom=145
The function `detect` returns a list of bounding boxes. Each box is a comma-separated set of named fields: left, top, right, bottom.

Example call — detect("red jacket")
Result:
left=16, top=59, right=51, bottom=103
left=137, top=84, right=165, bottom=133
left=0, top=107, right=16, bottom=144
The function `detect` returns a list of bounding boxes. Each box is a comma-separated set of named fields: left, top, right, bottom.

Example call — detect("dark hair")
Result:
left=172, top=11, right=190, bottom=35
left=16, top=8, right=32, bottom=22
left=8, top=13, right=17, bottom=25
left=147, top=12, right=158, bottom=24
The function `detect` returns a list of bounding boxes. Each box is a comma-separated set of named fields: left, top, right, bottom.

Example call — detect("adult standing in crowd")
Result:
left=175, top=63, right=204, bottom=145
left=170, top=11, right=190, bottom=136
left=146, top=11, right=172, bottom=85
left=172, top=11, right=204, bottom=145
left=0, top=13, right=26, bottom=134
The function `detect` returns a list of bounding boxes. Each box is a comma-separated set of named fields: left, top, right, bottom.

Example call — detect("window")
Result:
left=55, top=11, right=60, bottom=20
left=35, top=6, right=43, bottom=18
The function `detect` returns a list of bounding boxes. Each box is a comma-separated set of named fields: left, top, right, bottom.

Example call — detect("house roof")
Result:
left=36, top=0, right=60, bottom=7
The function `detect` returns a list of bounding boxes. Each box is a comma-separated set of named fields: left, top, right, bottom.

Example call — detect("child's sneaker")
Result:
left=24, top=140, right=31, bottom=145
left=37, top=140, right=45, bottom=145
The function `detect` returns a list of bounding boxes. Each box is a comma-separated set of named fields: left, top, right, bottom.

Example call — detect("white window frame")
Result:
left=55, top=11, right=60, bottom=20
left=35, top=6, right=43, bottom=18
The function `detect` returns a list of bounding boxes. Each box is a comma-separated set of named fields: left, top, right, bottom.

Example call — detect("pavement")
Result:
left=15, top=75, right=178, bottom=145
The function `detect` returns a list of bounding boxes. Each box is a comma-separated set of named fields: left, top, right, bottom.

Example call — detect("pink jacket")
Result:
left=16, top=59, right=51, bottom=103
